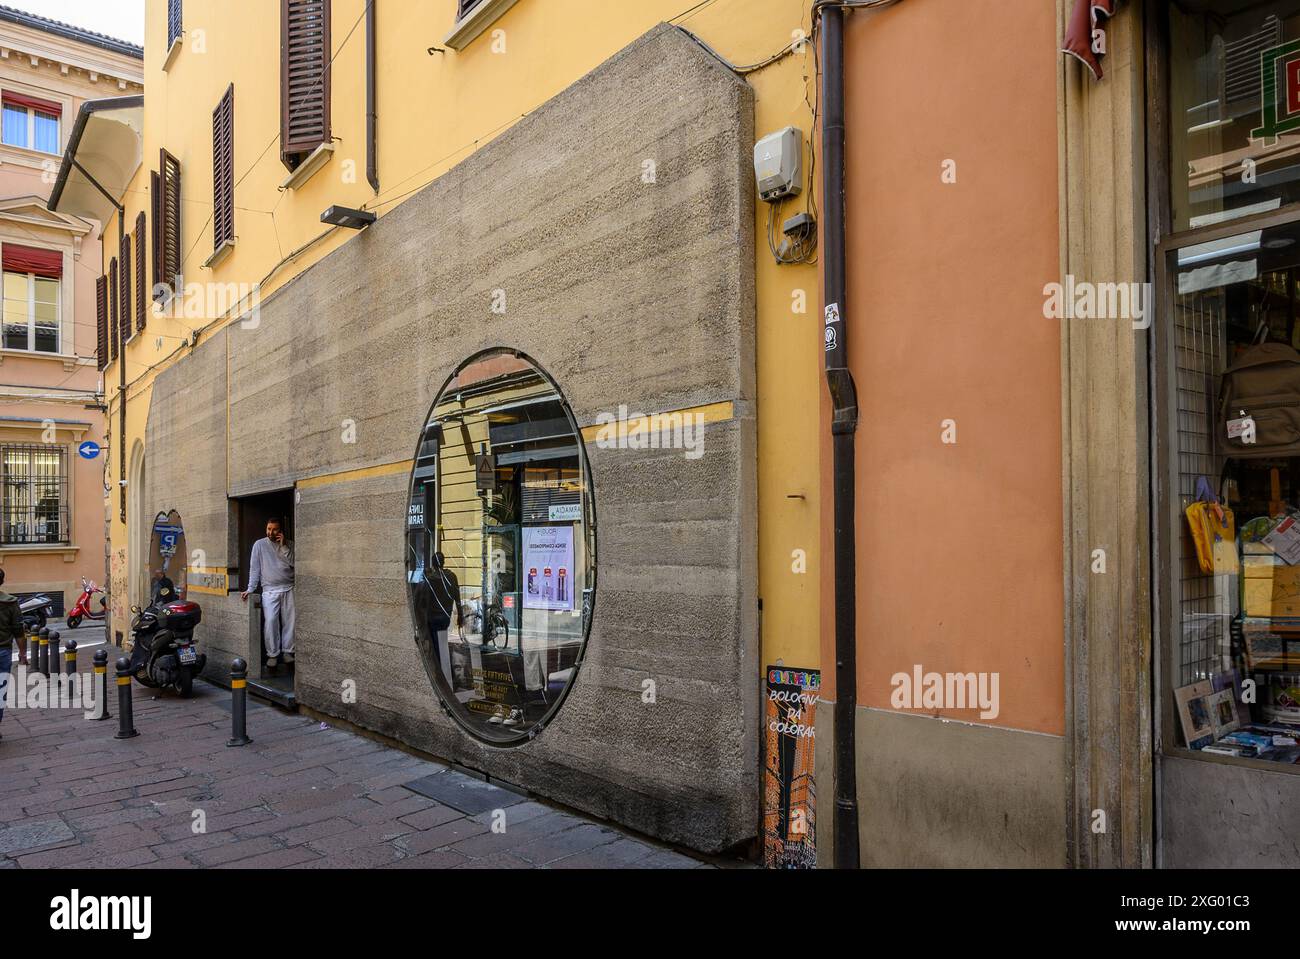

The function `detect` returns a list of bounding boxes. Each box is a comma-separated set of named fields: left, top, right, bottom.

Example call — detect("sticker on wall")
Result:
left=763, top=665, right=820, bottom=869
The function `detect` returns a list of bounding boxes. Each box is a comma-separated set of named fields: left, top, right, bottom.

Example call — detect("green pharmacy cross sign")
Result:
left=1253, top=39, right=1300, bottom=143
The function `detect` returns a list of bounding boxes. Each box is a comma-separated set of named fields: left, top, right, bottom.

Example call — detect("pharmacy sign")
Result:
left=1253, top=39, right=1300, bottom=143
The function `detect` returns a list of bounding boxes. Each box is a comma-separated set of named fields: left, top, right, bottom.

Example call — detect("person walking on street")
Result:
left=241, top=517, right=295, bottom=668
left=0, top=569, right=25, bottom=741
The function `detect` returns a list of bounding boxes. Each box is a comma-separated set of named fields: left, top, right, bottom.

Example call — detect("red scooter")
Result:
left=65, top=577, right=107, bottom=629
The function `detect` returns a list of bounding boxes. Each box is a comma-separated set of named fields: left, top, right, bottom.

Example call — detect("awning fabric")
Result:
left=1062, top=0, right=1118, bottom=81
left=2, top=243, right=62, bottom=279
left=2, top=91, right=60, bottom=116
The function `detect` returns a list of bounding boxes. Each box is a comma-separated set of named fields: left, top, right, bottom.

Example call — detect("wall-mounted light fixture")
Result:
left=320, top=205, right=376, bottom=229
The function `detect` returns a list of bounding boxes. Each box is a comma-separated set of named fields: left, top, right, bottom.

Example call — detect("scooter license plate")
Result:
left=178, top=646, right=198, bottom=665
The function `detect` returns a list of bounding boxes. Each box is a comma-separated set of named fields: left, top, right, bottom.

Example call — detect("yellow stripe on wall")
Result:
left=297, top=460, right=414, bottom=490
left=579, top=400, right=734, bottom=443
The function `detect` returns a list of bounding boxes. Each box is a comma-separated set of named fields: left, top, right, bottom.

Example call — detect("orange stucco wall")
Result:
left=820, top=0, right=1064, bottom=735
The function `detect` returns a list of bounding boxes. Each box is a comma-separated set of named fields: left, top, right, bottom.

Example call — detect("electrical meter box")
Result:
left=754, top=126, right=803, bottom=202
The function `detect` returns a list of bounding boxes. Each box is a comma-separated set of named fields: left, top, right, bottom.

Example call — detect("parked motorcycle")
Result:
left=19, top=593, right=53, bottom=632
left=128, top=576, right=205, bottom=697
left=65, top=577, right=107, bottom=629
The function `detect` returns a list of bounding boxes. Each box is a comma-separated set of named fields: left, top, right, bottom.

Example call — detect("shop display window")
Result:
left=405, top=350, right=596, bottom=745
left=1170, top=2, right=1300, bottom=233
left=1161, top=215, right=1300, bottom=768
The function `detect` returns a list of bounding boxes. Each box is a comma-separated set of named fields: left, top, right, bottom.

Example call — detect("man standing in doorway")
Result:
left=241, top=517, right=295, bottom=668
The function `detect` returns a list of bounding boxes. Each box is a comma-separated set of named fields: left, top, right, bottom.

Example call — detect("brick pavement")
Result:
left=0, top=642, right=708, bottom=869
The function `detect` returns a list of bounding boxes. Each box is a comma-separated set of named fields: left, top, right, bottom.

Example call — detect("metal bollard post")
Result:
left=37, top=626, right=49, bottom=677
left=63, top=635, right=76, bottom=678
left=227, top=658, right=252, bottom=747
left=91, top=649, right=110, bottom=721
left=114, top=656, right=138, bottom=739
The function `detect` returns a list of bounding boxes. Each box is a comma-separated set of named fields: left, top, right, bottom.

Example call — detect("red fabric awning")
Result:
left=2, top=243, right=62, bottom=279
left=1, top=91, right=61, bottom=117
left=1062, top=0, right=1118, bottom=81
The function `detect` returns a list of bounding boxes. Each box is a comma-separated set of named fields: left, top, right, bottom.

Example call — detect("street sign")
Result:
left=78, top=441, right=101, bottom=460
left=475, top=451, right=497, bottom=491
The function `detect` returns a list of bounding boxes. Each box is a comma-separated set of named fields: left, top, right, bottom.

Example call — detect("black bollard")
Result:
left=114, top=656, right=138, bottom=739
left=91, top=649, right=110, bottom=721
left=37, top=626, right=49, bottom=677
left=227, top=658, right=252, bottom=747
left=64, top=637, right=77, bottom=677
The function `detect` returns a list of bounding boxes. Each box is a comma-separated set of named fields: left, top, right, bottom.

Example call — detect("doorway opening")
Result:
left=231, top=489, right=296, bottom=706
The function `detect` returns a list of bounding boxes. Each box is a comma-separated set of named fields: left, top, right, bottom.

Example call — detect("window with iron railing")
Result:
left=1, top=445, right=68, bottom=545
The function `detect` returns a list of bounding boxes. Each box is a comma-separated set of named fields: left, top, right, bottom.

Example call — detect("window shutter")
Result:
left=212, top=85, right=235, bottom=251
left=108, top=257, right=118, bottom=363
left=168, top=0, right=183, bottom=49
left=281, top=0, right=331, bottom=168
left=119, top=233, right=131, bottom=347
left=160, top=149, right=182, bottom=293
left=95, top=275, right=108, bottom=372
left=134, top=212, right=146, bottom=332
left=150, top=169, right=161, bottom=295
left=457, top=0, right=484, bottom=18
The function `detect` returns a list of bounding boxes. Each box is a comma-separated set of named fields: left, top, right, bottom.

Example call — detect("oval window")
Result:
left=406, top=350, right=596, bottom=745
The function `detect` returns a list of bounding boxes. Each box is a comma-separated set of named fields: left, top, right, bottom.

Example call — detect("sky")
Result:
left=13, top=0, right=144, bottom=46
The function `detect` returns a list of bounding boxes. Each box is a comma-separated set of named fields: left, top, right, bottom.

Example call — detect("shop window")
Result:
left=1170, top=3, right=1300, bottom=232
left=1159, top=215, right=1300, bottom=767
left=406, top=349, right=596, bottom=745
left=1, top=445, right=68, bottom=545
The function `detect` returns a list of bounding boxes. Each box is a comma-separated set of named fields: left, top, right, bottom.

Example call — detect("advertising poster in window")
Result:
left=522, top=525, right=574, bottom=611
left=763, top=666, right=819, bottom=869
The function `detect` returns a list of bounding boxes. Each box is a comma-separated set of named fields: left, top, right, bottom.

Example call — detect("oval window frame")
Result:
left=405, top=347, right=598, bottom=747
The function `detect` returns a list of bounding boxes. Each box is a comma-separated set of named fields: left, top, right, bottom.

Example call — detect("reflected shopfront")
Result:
left=406, top=350, right=595, bottom=745
left=148, top=510, right=186, bottom=600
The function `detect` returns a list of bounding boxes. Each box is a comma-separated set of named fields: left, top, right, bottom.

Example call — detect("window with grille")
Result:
left=167, top=0, right=183, bottom=49
left=1, top=445, right=69, bottom=545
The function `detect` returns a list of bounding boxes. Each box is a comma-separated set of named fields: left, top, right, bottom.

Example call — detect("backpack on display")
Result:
left=1218, top=342, right=1300, bottom=459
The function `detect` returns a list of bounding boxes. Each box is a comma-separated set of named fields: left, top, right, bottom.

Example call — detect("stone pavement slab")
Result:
left=0, top=643, right=710, bottom=869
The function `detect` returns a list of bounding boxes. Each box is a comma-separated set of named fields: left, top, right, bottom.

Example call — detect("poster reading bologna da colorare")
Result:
left=763, top=666, right=819, bottom=869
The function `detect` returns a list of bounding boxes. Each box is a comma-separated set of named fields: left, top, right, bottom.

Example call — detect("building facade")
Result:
left=53, top=0, right=821, bottom=854
left=815, top=0, right=1300, bottom=869
left=0, top=8, right=140, bottom=619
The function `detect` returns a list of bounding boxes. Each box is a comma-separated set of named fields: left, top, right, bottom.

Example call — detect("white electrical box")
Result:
left=754, top=126, right=802, bottom=202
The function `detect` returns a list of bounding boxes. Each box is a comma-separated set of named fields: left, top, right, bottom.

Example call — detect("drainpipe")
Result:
left=820, top=3, right=860, bottom=870
left=366, top=0, right=379, bottom=193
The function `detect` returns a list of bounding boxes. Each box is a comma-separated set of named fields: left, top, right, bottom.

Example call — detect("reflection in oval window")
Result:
left=406, top=350, right=596, bottom=745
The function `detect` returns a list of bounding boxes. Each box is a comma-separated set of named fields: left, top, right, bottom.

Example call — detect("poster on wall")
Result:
left=763, top=665, right=819, bottom=869
left=522, top=525, right=574, bottom=611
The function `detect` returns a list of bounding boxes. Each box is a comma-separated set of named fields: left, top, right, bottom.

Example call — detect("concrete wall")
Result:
left=142, top=24, right=760, bottom=853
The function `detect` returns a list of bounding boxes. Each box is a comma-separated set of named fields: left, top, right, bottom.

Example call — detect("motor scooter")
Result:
left=19, top=593, right=53, bottom=631
left=128, top=576, right=205, bottom=697
left=65, top=577, right=107, bottom=629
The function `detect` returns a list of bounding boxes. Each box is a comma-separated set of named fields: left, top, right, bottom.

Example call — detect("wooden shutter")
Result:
left=119, top=233, right=131, bottom=346
left=281, top=0, right=331, bottom=168
left=108, top=257, right=118, bottom=362
left=160, top=149, right=182, bottom=293
left=168, top=0, right=182, bottom=48
left=457, top=0, right=484, bottom=17
left=212, top=85, right=235, bottom=251
left=134, top=212, right=146, bottom=332
left=95, top=275, right=108, bottom=371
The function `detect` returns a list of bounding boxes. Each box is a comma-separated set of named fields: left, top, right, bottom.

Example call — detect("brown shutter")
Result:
left=160, top=149, right=182, bottom=293
left=95, top=274, right=108, bottom=371
left=119, top=233, right=131, bottom=346
left=281, top=0, right=331, bottom=168
left=108, top=256, right=118, bottom=362
left=212, top=84, right=235, bottom=250
left=134, top=212, right=146, bottom=332
left=150, top=169, right=161, bottom=295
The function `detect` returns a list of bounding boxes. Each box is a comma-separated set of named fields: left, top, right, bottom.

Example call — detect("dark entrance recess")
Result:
left=231, top=489, right=296, bottom=708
